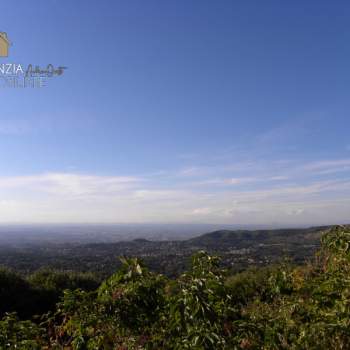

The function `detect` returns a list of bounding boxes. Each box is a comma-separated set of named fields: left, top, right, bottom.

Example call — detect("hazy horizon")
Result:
left=0, top=222, right=342, bottom=248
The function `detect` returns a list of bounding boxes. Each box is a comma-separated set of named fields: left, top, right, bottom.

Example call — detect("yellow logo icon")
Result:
left=0, top=32, right=10, bottom=57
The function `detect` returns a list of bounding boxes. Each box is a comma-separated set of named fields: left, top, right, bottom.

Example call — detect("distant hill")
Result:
left=187, top=226, right=330, bottom=248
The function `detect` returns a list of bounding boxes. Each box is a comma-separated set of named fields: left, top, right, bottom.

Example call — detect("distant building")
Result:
left=0, top=32, right=10, bottom=57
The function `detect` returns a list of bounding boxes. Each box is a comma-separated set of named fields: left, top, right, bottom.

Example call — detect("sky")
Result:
left=0, top=0, right=350, bottom=225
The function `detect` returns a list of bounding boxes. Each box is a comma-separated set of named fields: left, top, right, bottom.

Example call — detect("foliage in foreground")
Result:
left=1, top=226, right=350, bottom=349
left=0, top=268, right=99, bottom=319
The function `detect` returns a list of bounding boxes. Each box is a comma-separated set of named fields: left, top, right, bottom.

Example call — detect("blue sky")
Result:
left=0, top=0, right=350, bottom=225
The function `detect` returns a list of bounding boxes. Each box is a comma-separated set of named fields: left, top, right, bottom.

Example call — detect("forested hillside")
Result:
left=0, top=226, right=328, bottom=278
left=1, top=226, right=350, bottom=349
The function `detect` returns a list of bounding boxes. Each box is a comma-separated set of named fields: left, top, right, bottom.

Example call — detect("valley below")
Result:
left=0, top=225, right=330, bottom=278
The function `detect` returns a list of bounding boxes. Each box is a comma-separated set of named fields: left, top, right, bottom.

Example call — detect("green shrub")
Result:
left=1, top=226, right=350, bottom=349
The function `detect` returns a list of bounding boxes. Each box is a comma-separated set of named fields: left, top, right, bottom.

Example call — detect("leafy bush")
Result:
left=1, top=226, right=350, bottom=349
left=0, top=313, right=46, bottom=349
left=0, top=268, right=43, bottom=319
left=29, top=269, right=99, bottom=292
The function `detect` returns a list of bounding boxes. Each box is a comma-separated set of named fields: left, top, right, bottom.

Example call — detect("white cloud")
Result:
left=0, top=173, right=140, bottom=197
left=191, top=207, right=213, bottom=215
left=0, top=156, right=349, bottom=224
left=226, top=177, right=257, bottom=185
left=178, top=167, right=203, bottom=177
left=304, top=159, right=350, bottom=173
left=269, top=176, right=289, bottom=181
left=194, top=177, right=257, bottom=186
